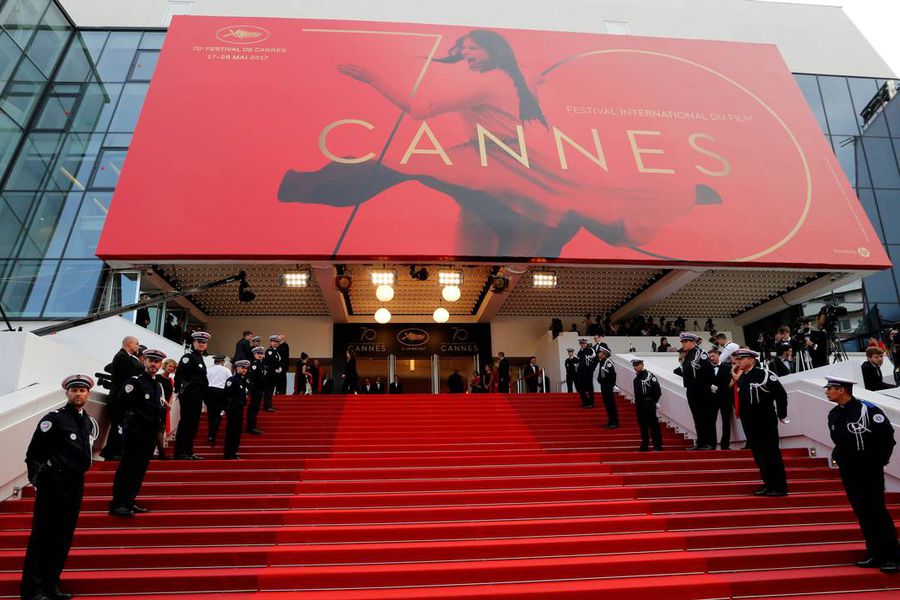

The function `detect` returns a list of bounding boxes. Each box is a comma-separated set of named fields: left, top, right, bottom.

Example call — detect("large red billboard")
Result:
left=97, top=16, right=889, bottom=269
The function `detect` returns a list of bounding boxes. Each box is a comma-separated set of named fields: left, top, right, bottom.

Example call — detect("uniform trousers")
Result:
left=224, top=403, right=244, bottom=458
left=576, top=373, right=594, bottom=408
left=275, top=371, right=287, bottom=395
left=636, top=400, right=662, bottom=450
left=111, top=423, right=157, bottom=509
left=599, top=384, right=619, bottom=426
left=714, top=393, right=733, bottom=449
left=20, top=475, right=83, bottom=600
left=839, top=461, right=900, bottom=563
left=203, top=387, right=225, bottom=442
left=175, top=388, right=204, bottom=457
left=744, top=416, right=787, bottom=492
left=565, top=374, right=575, bottom=393
left=263, top=381, right=277, bottom=410
left=246, top=389, right=263, bottom=431
left=686, top=387, right=716, bottom=448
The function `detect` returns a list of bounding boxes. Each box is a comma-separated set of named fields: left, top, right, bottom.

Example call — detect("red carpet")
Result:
left=1, top=392, right=898, bottom=598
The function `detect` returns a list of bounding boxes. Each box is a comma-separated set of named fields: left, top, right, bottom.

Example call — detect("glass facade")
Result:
left=0, top=0, right=898, bottom=323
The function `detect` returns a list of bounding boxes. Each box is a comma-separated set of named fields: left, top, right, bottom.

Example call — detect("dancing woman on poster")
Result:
left=279, top=30, right=701, bottom=256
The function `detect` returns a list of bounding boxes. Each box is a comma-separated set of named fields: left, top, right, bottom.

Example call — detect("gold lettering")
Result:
left=319, top=119, right=376, bottom=164
left=400, top=121, right=452, bottom=166
left=689, top=133, right=731, bottom=177
left=553, top=127, right=607, bottom=171
left=476, top=124, right=529, bottom=168
left=626, top=130, right=675, bottom=174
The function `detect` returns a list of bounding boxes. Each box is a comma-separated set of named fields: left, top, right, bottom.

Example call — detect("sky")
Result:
left=756, top=0, right=900, bottom=76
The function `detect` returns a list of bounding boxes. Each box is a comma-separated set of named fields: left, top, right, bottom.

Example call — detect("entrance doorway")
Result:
left=437, top=355, right=478, bottom=393
left=394, top=357, right=432, bottom=394
left=356, top=357, right=389, bottom=392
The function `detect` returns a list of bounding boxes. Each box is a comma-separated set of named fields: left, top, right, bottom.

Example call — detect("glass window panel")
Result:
left=873, top=302, right=900, bottom=325
left=43, top=259, right=103, bottom=317
left=0, top=111, right=23, bottom=178
left=856, top=188, right=884, bottom=242
left=0, top=0, right=48, bottom=49
left=69, top=81, right=114, bottom=132
left=874, top=189, right=900, bottom=244
left=0, top=192, right=34, bottom=257
left=855, top=137, right=872, bottom=189
left=862, top=137, right=900, bottom=189
left=0, top=258, right=56, bottom=317
left=50, top=82, right=81, bottom=93
left=1, top=60, right=46, bottom=125
left=26, top=25, right=69, bottom=76
left=47, top=132, right=92, bottom=192
left=54, top=39, right=91, bottom=82
left=129, top=49, right=158, bottom=80
left=63, top=191, right=110, bottom=258
left=830, top=135, right=859, bottom=188
left=4, top=131, right=61, bottom=190
left=108, top=82, right=148, bottom=132
left=89, top=148, right=126, bottom=188
left=34, top=93, right=75, bottom=129
left=140, top=31, right=165, bottom=50
left=103, top=132, right=131, bottom=147
left=43, top=190, right=83, bottom=258
left=794, top=74, right=828, bottom=134
left=848, top=77, right=889, bottom=137
left=863, top=267, right=898, bottom=305
left=819, top=76, right=859, bottom=136
left=0, top=30, right=22, bottom=83
left=17, top=191, right=64, bottom=259
left=886, top=94, right=900, bottom=138
left=95, top=31, right=140, bottom=82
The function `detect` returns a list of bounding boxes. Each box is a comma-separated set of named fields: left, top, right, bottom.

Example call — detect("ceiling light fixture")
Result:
left=438, top=270, right=462, bottom=286
left=441, top=285, right=461, bottom=302
left=371, top=270, right=395, bottom=286
left=282, top=270, right=310, bottom=288
left=433, top=307, right=449, bottom=323
left=532, top=272, right=558, bottom=288
left=374, top=307, right=391, bottom=324
left=375, top=284, right=395, bottom=302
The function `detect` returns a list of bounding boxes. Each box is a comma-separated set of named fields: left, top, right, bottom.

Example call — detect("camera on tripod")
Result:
left=819, top=303, right=848, bottom=332
left=94, top=371, right=113, bottom=391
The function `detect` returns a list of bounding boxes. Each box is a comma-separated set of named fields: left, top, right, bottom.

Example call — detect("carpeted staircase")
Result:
left=1, top=392, right=898, bottom=599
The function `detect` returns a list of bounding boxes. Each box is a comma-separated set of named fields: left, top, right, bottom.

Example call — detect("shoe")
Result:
left=753, top=487, right=769, bottom=496
left=247, top=429, right=263, bottom=435
left=174, top=454, right=192, bottom=460
left=108, top=506, right=134, bottom=517
left=604, top=424, right=619, bottom=429
left=764, top=490, right=788, bottom=497
left=48, top=587, right=73, bottom=600
left=639, top=446, right=650, bottom=452
left=189, top=454, right=204, bottom=460
left=131, top=505, right=151, bottom=514
left=856, top=557, right=880, bottom=568
left=654, top=447, right=664, bottom=451
left=880, top=561, right=898, bottom=573
left=265, top=408, right=277, bottom=412
left=720, top=446, right=731, bottom=451
left=224, top=454, right=241, bottom=460
left=24, top=594, right=52, bottom=600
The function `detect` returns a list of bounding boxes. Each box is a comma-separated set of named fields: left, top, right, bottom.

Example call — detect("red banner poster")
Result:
left=96, top=16, right=890, bottom=269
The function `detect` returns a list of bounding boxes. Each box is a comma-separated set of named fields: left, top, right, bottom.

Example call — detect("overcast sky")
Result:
left=756, top=0, right=900, bottom=76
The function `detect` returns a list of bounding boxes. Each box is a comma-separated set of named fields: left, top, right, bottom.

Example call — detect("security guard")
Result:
left=564, top=348, right=578, bottom=393
left=825, top=376, right=898, bottom=572
left=262, top=335, right=283, bottom=412
left=575, top=338, right=596, bottom=408
left=223, top=360, right=250, bottom=459
left=675, top=332, right=715, bottom=450
left=174, top=331, right=209, bottom=460
left=632, top=358, right=663, bottom=451
left=596, top=346, right=619, bottom=428
left=731, top=348, right=789, bottom=496
left=246, top=346, right=266, bottom=435
left=109, top=349, right=167, bottom=517
left=21, top=374, right=96, bottom=600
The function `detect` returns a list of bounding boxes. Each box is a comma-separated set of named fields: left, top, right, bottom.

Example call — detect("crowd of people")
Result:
left=554, top=314, right=716, bottom=339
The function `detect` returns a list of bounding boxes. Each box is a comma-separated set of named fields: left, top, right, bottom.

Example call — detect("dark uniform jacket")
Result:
left=276, top=341, right=290, bottom=367
left=25, top=403, right=93, bottom=485
left=564, top=357, right=578, bottom=380
left=829, top=398, right=896, bottom=466
left=597, top=356, right=616, bottom=387
left=175, top=349, right=208, bottom=395
left=633, top=370, right=661, bottom=404
left=247, top=359, right=266, bottom=392
left=223, top=374, right=248, bottom=410
left=862, top=361, right=894, bottom=392
left=108, top=349, right=143, bottom=410
left=768, top=357, right=794, bottom=378
left=263, top=347, right=282, bottom=382
left=233, top=338, right=252, bottom=363
left=576, top=347, right=596, bottom=373
left=120, top=371, right=165, bottom=427
left=736, top=365, right=787, bottom=422
left=675, top=347, right=713, bottom=391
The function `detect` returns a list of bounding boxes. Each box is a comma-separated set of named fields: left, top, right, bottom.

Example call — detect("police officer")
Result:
left=263, top=335, right=283, bottom=412
left=631, top=358, right=662, bottom=451
left=174, top=331, right=209, bottom=460
left=21, top=374, right=96, bottom=600
left=596, top=346, right=619, bottom=428
left=223, top=360, right=250, bottom=460
left=731, top=348, right=789, bottom=496
left=564, top=348, right=578, bottom=393
left=825, top=376, right=898, bottom=572
left=246, top=346, right=266, bottom=435
left=675, top=332, right=715, bottom=450
left=99, top=336, right=142, bottom=461
left=109, top=349, right=167, bottom=517
left=575, top=338, right=596, bottom=408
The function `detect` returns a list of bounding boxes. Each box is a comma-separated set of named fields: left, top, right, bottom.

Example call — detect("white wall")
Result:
left=59, top=0, right=894, bottom=77
left=204, top=316, right=333, bottom=359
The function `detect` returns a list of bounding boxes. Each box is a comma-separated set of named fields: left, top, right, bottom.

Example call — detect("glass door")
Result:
left=393, top=357, right=433, bottom=393
left=437, top=355, right=478, bottom=393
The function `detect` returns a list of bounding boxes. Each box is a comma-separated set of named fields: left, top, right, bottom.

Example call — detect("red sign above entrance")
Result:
left=96, top=16, right=889, bottom=269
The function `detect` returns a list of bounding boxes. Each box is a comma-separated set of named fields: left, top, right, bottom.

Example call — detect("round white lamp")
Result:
left=433, top=307, right=449, bottom=323
left=441, top=285, right=461, bottom=302
left=375, top=284, right=394, bottom=302
left=374, top=307, right=391, bottom=324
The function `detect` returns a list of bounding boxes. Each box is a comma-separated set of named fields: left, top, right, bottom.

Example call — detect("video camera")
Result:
left=94, top=371, right=113, bottom=391
left=819, top=303, right=848, bottom=332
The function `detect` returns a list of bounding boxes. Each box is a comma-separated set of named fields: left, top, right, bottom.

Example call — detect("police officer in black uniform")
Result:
left=99, top=336, right=142, bottom=461
left=631, top=358, right=662, bottom=451
left=174, top=331, right=210, bottom=460
left=564, top=348, right=578, bottom=393
left=825, top=376, right=899, bottom=572
left=109, top=349, right=167, bottom=517
left=731, top=348, right=789, bottom=496
left=223, top=360, right=250, bottom=460
left=674, top=332, right=716, bottom=450
left=21, top=374, right=95, bottom=600
left=596, top=346, right=619, bottom=428
left=263, top=335, right=283, bottom=412
left=246, top=346, right=266, bottom=435
left=575, top=338, right=596, bottom=408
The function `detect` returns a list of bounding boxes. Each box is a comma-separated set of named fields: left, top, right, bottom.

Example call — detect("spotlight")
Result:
left=532, top=272, right=558, bottom=288
left=490, top=274, right=509, bottom=294
left=371, top=271, right=395, bottom=286
left=438, top=270, right=462, bottom=286
left=282, top=270, right=310, bottom=288
left=433, top=307, right=449, bottom=323
left=410, top=265, right=429, bottom=281
left=238, top=278, right=256, bottom=303
left=375, top=284, right=395, bottom=302
left=374, top=307, right=391, bottom=324
left=441, top=285, right=461, bottom=302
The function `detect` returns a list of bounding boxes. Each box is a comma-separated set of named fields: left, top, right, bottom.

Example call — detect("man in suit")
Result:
left=523, top=357, right=540, bottom=393
left=275, top=334, right=290, bottom=394
left=862, top=347, right=896, bottom=391
left=497, top=352, right=510, bottom=393
left=233, top=330, right=253, bottom=364
left=389, top=375, right=404, bottom=394
left=769, top=341, right=795, bottom=377
left=100, top=336, right=144, bottom=461
left=447, top=369, right=466, bottom=394
left=708, top=348, right=735, bottom=450
left=373, top=376, right=386, bottom=394
left=360, top=378, right=374, bottom=394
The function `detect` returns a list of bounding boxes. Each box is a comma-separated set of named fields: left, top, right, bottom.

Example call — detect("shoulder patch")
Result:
left=650, top=376, right=658, bottom=382
left=182, top=357, right=190, bottom=364
left=770, top=374, right=779, bottom=382
left=69, top=433, right=77, bottom=440
left=124, top=384, right=134, bottom=393
left=226, top=381, right=232, bottom=387
left=699, top=351, right=708, bottom=359
left=144, top=393, right=150, bottom=400
left=874, top=413, right=886, bottom=424
left=39, top=420, right=52, bottom=433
